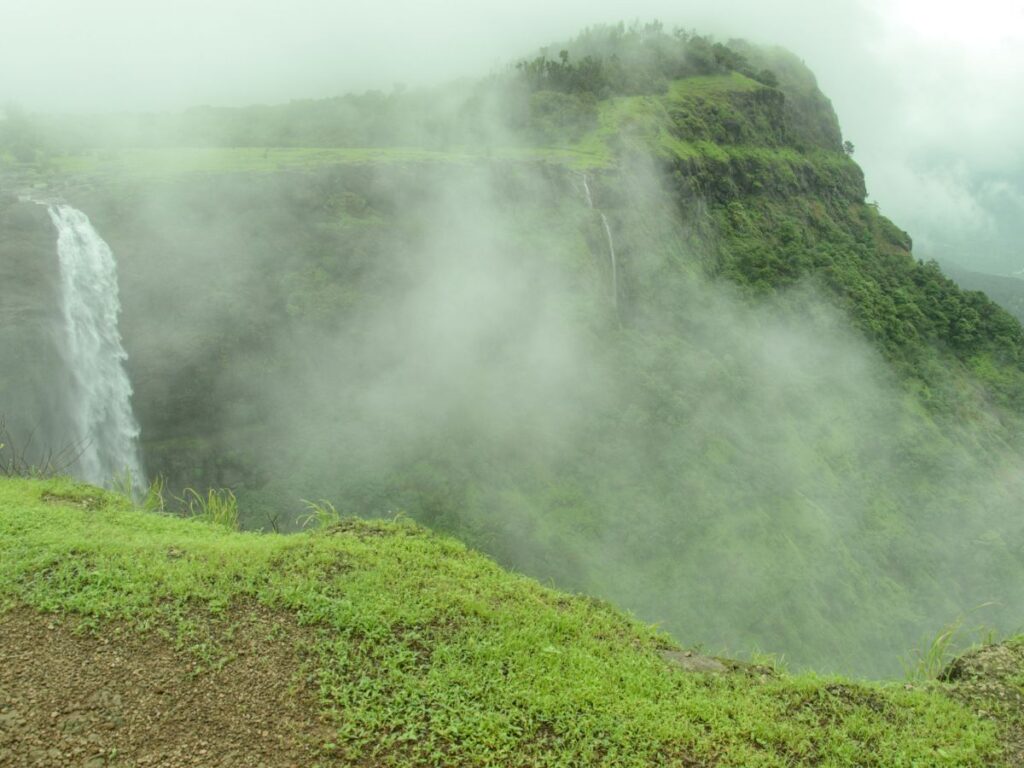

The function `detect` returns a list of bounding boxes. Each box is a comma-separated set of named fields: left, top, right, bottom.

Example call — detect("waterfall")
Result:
left=48, top=204, right=144, bottom=493
left=599, top=212, right=619, bottom=314
left=580, top=174, right=620, bottom=319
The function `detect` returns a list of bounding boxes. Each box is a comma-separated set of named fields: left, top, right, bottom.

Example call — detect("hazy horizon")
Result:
left=4, top=1, right=1022, bottom=267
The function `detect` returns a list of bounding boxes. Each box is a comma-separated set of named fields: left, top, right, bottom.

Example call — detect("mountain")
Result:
left=3, top=25, right=1024, bottom=680
left=940, top=260, right=1024, bottom=325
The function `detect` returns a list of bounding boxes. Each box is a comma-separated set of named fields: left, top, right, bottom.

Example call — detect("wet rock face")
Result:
left=0, top=200, right=73, bottom=455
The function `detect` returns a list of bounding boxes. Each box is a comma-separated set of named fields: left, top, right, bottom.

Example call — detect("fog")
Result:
left=4, top=2, right=1024, bottom=678
left=3, top=0, right=1022, bottom=269
left=2, top=147, right=1014, bottom=676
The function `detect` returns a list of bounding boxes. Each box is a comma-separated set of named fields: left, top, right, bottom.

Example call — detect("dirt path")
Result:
left=0, top=607, right=333, bottom=767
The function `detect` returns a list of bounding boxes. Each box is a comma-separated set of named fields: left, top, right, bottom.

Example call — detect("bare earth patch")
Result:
left=0, top=606, right=333, bottom=767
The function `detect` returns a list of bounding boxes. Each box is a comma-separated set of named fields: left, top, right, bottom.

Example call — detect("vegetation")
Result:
left=4, top=25, right=1024, bottom=683
left=0, top=475, right=1017, bottom=766
left=0, top=416, right=87, bottom=479
left=178, top=487, right=241, bottom=531
left=0, top=24, right=814, bottom=157
left=515, top=23, right=781, bottom=99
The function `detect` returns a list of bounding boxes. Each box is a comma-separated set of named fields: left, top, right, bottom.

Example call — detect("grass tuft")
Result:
left=298, top=498, right=342, bottom=530
left=903, top=605, right=1002, bottom=682
left=178, top=487, right=240, bottom=530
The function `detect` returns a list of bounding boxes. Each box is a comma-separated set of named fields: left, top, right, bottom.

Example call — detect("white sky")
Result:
left=2, top=0, right=1022, bottom=263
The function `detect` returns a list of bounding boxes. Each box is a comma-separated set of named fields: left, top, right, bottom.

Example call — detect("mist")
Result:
left=3, top=8, right=1024, bottom=679
left=11, top=143, right=1013, bottom=676
left=4, top=1, right=1021, bottom=273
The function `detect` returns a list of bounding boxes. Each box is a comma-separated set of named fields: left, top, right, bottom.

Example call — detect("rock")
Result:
left=660, top=649, right=728, bottom=674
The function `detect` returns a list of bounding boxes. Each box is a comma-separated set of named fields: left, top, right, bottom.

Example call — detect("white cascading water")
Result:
left=599, top=213, right=619, bottom=312
left=582, top=173, right=595, bottom=209
left=48, top=204, right=144, bottom=492
left=581, top=174, right=620, bottom=318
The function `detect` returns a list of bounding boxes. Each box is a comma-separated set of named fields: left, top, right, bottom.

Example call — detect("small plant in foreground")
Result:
left=179, top=487, right=240, bottom=530
left=298, top=498, right=341, bottom=530
left=0, top=416, right=89, bottom=479
left=903, top=604, right=999, bottom=682
left=904, top=619, right=962, bottom=682
left=110, top=469, right=136, bottom=499
left=142, top=475, right=166, bottom=514
left=749, top=648, right=788, bottom=674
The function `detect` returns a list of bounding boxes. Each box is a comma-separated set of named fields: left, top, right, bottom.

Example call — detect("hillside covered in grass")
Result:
left=4, top=23, right=1024, bottom=681
left=3, top=475, right=1024, bottom=767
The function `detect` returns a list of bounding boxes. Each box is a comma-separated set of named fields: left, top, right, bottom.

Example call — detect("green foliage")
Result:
left=298, top=498, right=341, bottom=530
left=0, top=416, right=87, bottom=481
left=703, top=187, right=1024, bottom=412
left=905, top=619, right=966, bottom=682
left=725, top=41, right=845, bottom=151
left=178, top=487, right=240, bottom=530
left=516, top=49, right=613, bottom=95
left=142, top=474, right=166, bottom=514
left=513, top=24, right=781, bottom=101
left=109, top=469, right=137, bottom=499
left=903, top=606, right=1002, bottom=682
left=16, top=23, right=794, bottom=157
left=9, top=26, right=1024, bottom=684
left=524, top=90, right=599, bottom=143
left=46, top=147, right=1024, bottom=679
left=0, top=476, right=1010, bottom=766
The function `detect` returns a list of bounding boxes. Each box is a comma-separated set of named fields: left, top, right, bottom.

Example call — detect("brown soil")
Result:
left=0, top=606, right=334, bottom=767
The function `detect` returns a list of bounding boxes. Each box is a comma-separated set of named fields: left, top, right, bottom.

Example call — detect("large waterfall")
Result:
left=48, top=204, right=144, bottom=492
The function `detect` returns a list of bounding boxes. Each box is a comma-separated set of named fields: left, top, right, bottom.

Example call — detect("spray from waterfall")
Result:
left=48, top=204, right=145, bottom=494
left=581, top=174, right=620, bottom=322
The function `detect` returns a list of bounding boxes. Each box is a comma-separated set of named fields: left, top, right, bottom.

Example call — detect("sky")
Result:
left=2, top=0, right=1022, bottom=268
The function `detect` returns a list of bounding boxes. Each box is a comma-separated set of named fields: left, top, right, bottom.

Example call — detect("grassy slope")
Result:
left=43, top=145, right=611, bottom=179
left=0, top=475, right=1010, bottom=767
left=17, top=74, right=834, bottom=185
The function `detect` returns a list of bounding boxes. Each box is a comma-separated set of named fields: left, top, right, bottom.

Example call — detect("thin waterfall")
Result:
left=580, top=174, right=620, bottom=321
left=48, top=204, right=144, bottom=493
left=599, top=212, right=619, bottom=314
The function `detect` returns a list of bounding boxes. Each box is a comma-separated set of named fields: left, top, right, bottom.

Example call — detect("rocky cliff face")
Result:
left=0, top=197, right=73, bottom=459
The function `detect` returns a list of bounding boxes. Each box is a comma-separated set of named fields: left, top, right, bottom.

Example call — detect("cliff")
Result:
left=2, top=30, right=1024, bottom=680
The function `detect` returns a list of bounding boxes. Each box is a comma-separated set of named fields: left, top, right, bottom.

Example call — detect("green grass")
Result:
left=32, top=73, right=823, bottom=184
left=566, top=72, right=853, bottom=173
left=178, top=486, right=240, bottom=530
left=666, top=72, right=765, bottom=99
left=0, top=475, right=1009, bottom=766
left=42, top=144, right=610, bottom=180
